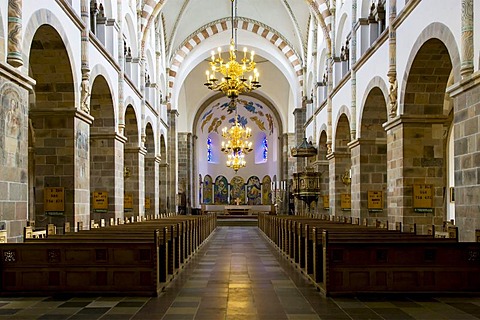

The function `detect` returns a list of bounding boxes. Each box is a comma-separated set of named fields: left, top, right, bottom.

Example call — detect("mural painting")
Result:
left=2, top=88, right=23, bottom=167
left=262, top=175, right=272, bottom=205
left=203, top=174, right=213, bottom=204
left=230, top=176, right=245, bottom=204
left=214, top=175, right=228, bottom=204
left=200, top=99, right=275, bottom=135
left=247, top=176, right=261, bottom=205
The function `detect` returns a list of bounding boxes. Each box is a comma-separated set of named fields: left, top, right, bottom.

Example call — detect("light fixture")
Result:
left=221, top=99, right=253, bottom=172
left=204, top=0, right=261, bottom=99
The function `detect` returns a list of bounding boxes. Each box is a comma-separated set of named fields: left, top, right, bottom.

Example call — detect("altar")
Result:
left=224, top=205, right=252, bottom=215
left=202, top=204, right=273, bottom=215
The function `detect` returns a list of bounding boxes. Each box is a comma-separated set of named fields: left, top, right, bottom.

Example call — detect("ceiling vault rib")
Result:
left=167, top=0, right=191, bottom=58
left=170, top=16, right=302, bottom=66
left=281, top=0, right=306, bottom=63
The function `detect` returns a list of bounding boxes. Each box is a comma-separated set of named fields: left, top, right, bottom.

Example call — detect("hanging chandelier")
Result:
left=204, top=0, right=261, bottom=99
left=221, top=100, right=253, bottom=172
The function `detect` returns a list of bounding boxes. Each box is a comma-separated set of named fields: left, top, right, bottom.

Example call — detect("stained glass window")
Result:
left=207, top=137, right=213, bottom=162
left=262, top=137, right=268, bottom=161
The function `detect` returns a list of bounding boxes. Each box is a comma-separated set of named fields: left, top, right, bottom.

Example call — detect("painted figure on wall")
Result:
left=5, top=98, right=21, bottom=138
left=203, top=175, right=213, bottom=204
left=262, top=175, right=272, bottom=205
left=247, top=176, right=261, bottom=205
left=214, top=175, right=228, bottom=204
left=3, top=94, right=23, bottom=167
left=230, top=176, right=245, bottom=204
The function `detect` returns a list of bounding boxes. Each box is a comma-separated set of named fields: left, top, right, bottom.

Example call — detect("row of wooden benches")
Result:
left=258, top=214, right=480, bottom=296
left=1, top=214, right=216, bottom=296
left=23, top=213, right=180, bottom=239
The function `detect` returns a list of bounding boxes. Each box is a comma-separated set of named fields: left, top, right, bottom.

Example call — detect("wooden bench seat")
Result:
left=1, top=231, right=163, bottom=296
left=319, top=230, right=480, bottom=296
left=258, top=214, right=479, bottom=296
left=1, top=215, right=216, bottom=296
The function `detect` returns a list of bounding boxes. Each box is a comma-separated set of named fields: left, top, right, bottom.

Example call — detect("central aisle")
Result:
left=134, top=226, right=340, bottom=320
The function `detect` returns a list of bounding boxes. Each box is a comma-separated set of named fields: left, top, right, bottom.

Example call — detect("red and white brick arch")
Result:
left=139, top=0, right=333, bottom=61
left=140, top=0, right=333, bottom=72
left=167, top=17, right=304, bottom=94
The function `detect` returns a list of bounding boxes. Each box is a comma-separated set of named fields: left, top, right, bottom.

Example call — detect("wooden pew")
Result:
left=258, top=214, right=480, bottom=296
left=2, top=230, right=165, bottom=296
left=319, top=230, right=479, bottom=296
left=2, top=215, right=216, bottom=296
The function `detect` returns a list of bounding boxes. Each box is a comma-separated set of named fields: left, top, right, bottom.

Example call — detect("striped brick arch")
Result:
left=308, top=0, right=333, bottom=51
left=139, top=0, right=333, bottom=95
left=168, top=17, right=304, bottom=92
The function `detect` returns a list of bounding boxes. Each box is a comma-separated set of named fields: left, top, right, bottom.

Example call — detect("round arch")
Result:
left=399, top=22, right=461, bottom=115
left=22, top=9, right=80, bottom=107
left=357, top=76, right=389, bottom=137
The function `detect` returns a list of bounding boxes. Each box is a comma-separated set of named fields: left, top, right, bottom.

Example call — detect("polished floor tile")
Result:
left=0, top=226, right=479, bottom=319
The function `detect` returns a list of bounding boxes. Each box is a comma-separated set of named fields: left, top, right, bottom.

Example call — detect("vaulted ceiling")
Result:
left=140, top=0, right=329, bottom=133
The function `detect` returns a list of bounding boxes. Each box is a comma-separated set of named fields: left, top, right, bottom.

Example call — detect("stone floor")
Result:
left=1, top=226, right=480, bottom=319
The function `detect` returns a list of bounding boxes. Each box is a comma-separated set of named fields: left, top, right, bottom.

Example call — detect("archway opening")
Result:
left=28, top=24, right=75, bottom=229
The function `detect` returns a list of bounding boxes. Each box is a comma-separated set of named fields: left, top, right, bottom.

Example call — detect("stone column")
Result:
left=7, top=0, right=23, bottom=67
left=74, top=112, right=94, bottom=229
left=0, top=67, right=34, bottom=242
left=90, top=132, right=126, bottom=223
left=124, top=147, right=146, bottom=218
left=460, top=0, right=474, bottom=77
left=350, top=0, right=357, bottom=140
left=282, top=132, right=294, bottom=215
left=326, top=57, right=333, bottom=153
left=144, top=154, right=159, bottom=217
left=293, top=107, right=307, bottom=215
left=349, top=139, right=387, bottom=222
left=80, top=0, right=91, bottom=114
left=116, top=0, right=125, bottom=135
left=384, top=116, right=448, bottom=234
left=113, top=134, right=126, bottom=221
left=447, top=73, right=480, bottom=242
left=159, top=162, right=168, bottom=214
left=327, top=152, right=351, bottom=217
left=387, top=0, right=398, bottom=118
left=167, top=109, right=178, bottom=213
left=177, top=132, right=191, bottom=214
left=293, top=108, right=306, bottom=173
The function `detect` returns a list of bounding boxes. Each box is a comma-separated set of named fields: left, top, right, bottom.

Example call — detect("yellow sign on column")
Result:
left=367, top=191, right=383, bottom=211
left=44, top=187, right=65, bottom=215
left=341, top=194, right=351, bottom=210
left=124, top=194, right=133, bottom=212
left=413, top=184, right=433, bottom=213
left=93, top=191, right=108, bottom=213
left=145, top=197, right=151, bottom=209
left=323, top=195, right=329, bottom=209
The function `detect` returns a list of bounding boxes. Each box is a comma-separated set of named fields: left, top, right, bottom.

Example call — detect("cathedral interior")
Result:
left=0, top=0, right=480, bottom=319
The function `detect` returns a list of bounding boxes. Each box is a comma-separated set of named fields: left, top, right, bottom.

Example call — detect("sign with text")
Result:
left=145, top=197, right=151, bottom=209
left=124, top=194, right=133, bottom=212
left=367, top=191, right=383, bottom=212
left=44, top=187, right=65, bottom=215
left=323, top=195, right=329, bottom=209
left=93, top=191, right=108, bottom=213
left=413, top=184, right=433, bottom=213
left=341, top=194, right=351, bottom=210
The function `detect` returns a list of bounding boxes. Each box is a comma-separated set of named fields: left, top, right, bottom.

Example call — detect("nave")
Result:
left=1, top=226, right=480, bottom=320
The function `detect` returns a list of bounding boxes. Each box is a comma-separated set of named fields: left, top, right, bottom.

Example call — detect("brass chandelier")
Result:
left=204, top=0, right=261, bottom=99
left=221, top=100, right=253, bottom=172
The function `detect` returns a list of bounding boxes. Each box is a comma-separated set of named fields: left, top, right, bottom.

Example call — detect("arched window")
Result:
left=207, top=137, right=213, bottom=162
left=262, top=136, right=268, bottom=161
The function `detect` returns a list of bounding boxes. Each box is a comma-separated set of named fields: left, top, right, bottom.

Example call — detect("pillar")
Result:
left=167, top=109, right=178, bottom=213
left=7, top=0, right=23, bottom=67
